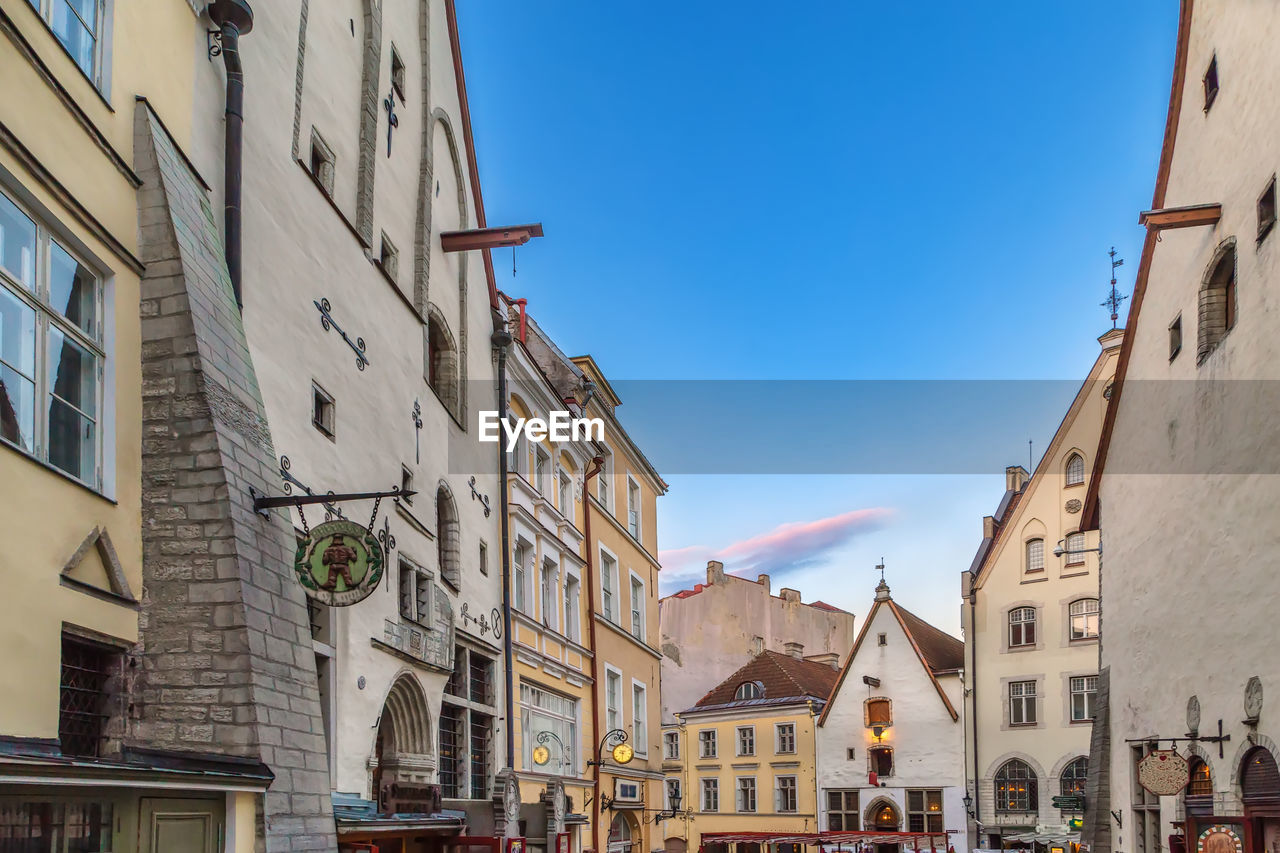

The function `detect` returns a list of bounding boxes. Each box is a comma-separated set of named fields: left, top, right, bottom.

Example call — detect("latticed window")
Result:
left=907, top=789, right=943, bottom=832
left=1009, top=608, right=1037, bottom=647
left=1070, top=599, right=1100, bottom=640
left=1065, top=453, right=1085, bottom=486
left=737, top=726, right=755, bottom=756
left=776, top=723, right=796, bottom=754
left=469, top=652, right=493, bottom=705
left=995, top=759, right=1038, bottom=812
left=1009, top=680, right=1037, bottom=725
left=0, top=799, right=113, bottom=852
left=1025, top=539, right=1045, bottom=573
left=826, top=790, right=859, bottom=830
left=470, top=713, right=492, bottom=799
left=439, top=702, right=464, bottom=798
left=1070, top=676, right=1098, bottom=721
left=399, top=559, right=433, bottom=626
left=1188, top=758, right=1213, bottom=796
left=1060, top=757, right=1088, bottom=805
left=59, top=635, right=114, bottom=758
left=445, top=645, right=466, bottom=698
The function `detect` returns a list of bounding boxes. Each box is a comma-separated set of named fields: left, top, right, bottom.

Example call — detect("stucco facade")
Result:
left=962, top=334, right=1120, bottom=849
left=1084, top=4, right=1280, bottom=853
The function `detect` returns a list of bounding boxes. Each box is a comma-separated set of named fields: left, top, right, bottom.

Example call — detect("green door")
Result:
left=138, top=797, right=223, bottom=853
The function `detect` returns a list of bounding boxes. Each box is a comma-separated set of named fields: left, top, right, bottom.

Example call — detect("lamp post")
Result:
left=653, top=789, right=683, bottom=824
left=963, top=793, right=974, bottom=819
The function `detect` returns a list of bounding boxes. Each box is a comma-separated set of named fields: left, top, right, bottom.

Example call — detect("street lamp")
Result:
left=962, top=793, right=974, bottom=818
left=654, top=789, right=683, bottom=824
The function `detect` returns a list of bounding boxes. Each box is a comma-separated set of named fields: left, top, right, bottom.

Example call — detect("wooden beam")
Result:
left=440, top=223, right=544, bottom=253
left=1138, top=203, right=1222, bottom=230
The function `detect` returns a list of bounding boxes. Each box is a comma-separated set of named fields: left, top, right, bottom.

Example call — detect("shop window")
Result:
left=1060, top=756, right=1088, bottom=806
left=59, top=634, right=117, bottom=757
left=994, top=759, right=1038, bottom=812
left=907, top=789, right=943, bottom=832
left=826, top=790, right=859, bottom=830
left=0, top=800, right=113, bottom=850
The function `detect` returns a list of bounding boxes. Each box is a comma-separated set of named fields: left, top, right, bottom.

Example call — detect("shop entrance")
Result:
left=868, top=799, right=900, bottom=853
left=1242, top=747, right=1280, bottom=853
left=139, top=797, right=225, bottom=853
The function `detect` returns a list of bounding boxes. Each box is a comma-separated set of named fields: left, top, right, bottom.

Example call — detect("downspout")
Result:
left=206, top=0, right=254, bottom=310
left=494, top=326, right=516, bottom=767
left=581, top=455, right=605, bottom=853
left=967, top=575, right=981, bottom=832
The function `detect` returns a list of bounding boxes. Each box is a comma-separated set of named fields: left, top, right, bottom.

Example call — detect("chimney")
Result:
left=1006, top=465, right=1029, bottom=492
left=805, top=652, right=840, bottom=670
left=756, top=573, right=770, bottom=593
left=780, top=588, right=800, bottom=603
left=707, top=561, right=725, bottom=585
left=784, top=641, right=804, bottom=659
left=983, top=515, right=996, bottom=539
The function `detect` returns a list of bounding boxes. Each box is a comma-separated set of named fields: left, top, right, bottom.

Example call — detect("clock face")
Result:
left=533, top=745, right=551, bottom=766
left=612, top=743, right=634, bottom=765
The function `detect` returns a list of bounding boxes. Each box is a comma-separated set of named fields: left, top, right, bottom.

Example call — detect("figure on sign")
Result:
left=321, top=533, right=358, bottom=591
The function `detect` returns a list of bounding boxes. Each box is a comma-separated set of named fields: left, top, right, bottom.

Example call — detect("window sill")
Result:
left=1069, top=636, right=1099, bottom=645
left=1059, top=569, right=1090, bottom=579
left=1006, top=644, right=1038, bottom=653
left=1020, top=575, right=1048, bottom=585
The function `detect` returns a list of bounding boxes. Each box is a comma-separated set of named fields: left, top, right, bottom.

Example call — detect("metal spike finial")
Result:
left=1103, top=247, right=1129, bottom=330
left=875, top=559, right=886, bottom=583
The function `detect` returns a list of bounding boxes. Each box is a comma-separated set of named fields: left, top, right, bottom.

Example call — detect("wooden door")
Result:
left=139, top=797, right=224, bottom=853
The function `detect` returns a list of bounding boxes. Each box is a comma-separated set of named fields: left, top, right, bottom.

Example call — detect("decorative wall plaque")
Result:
left=1188, top=695, right=1201, bottom=733
left=1065, top=498, right=1082, bottom=514
left=1138, top=749, right=1190, bottom=796
left=1245, top=676, right=1264, bottom=721
left=295, top=519, right=384, bottom=606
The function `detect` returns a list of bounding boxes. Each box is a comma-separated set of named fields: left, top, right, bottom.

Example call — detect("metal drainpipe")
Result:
left=206, top=0, right=254, bottom=310
left=967, top=579, right=981, bottom=832
left=581, top=455, right=605, bottom=853
left=494, top=327, right=516, bottom=768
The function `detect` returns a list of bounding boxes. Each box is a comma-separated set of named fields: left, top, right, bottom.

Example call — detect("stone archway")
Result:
left=865, top=797, right=901, bottom=830
left=371, top=672, right=436, bottom=809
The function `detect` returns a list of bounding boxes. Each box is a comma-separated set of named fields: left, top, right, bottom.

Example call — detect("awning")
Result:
left=1000, top=832, right=1081, bottom=846
left=331, top=794, right=466, bottom=836
left=700, top=830, right=954, bottom=849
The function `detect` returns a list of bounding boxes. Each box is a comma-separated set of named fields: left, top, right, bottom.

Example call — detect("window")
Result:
left=29, top=0, right=104, bottom=83
left=776, top=776, right=798, bottom=813
left=564, top=574, right=580, bottom=642
left=1070, top=598, right=1100, bottom=640
left=1065, top=532, right=1086, bottom=566
left=869, top=746, right=893, bottom=777
left=390, top=45, right=406, bottom=102
left=1259, top=177, right=1276, bottom=243
left=1025, top=538, right=1045, bottom=573
left=600, top=551, right=618, bottom=623
left=736, top=726, right=755, bottom=756
left=400, top=465, right=414, bottom=504
left=1070, top=675, right=1098, bottom=721
left=479, top=541, right=488, bottom=576
left=699, top=729, right=717, bottom=759
left=1009, top=607, right=1037, bottom=648
left=541, top=560, right=558, bottom=630
left=666, top=778, right=682, bottom=811
left=436, top=485, right=460, bottom=589
left=846, top=747, right=857, bottom=761
left=826, top=790, right=859, bottom=831
left=535, top=446, right=550, bottom=494
left=1199, top=242, right=1238, bottom=363
left=877, top=632, right=887, bottom=646
left=1170, top=314, right=1183, bottom=361
left=557, top=467, right=572, bottom=516
left=312, top=382, right=335, bottom=438
left=1009, top=680, right=1037, bottom=725
left=597, top=450, right=611, bottom=509
left=907, top=790, right=943, bottom=832
left=735, top=681, right=762, bottom=701
left=0, top=191, right=103, bottom=487
left=426, top=312, right=460, bottom=417
left=605, top=669, right=622, bottom=733
left=1204, top=54, right=1219, bottom=112
left=520, top=684, right=578, bottom=776
left=632, top=683, right=648, bottom=753
left=630, top=575, right=645, bottom=639
left=776, top=723, right=796, bottom=754
left=513, top=542, right=530, bottom=613
left=995, top=759, right=1038, bottom=812
left=1188, top=758, right=1212, bottom=796
left=59, top=634, right=116, bottom=757
left=1065, top=453, right=1085, bottom=486
left=736, top=777, right=757, bottom=813
left=701, top=778, right=719, bottom=812
left=865, top=698, right=892, bottom=728
left=309, top=130, right=336, bottom=195
left=379, top=232, right=399, bottom=281
left=438, top=702, right=463, bottom=797
left=399, top=558, right=432, bottom=626
left=664, top=730, right=680, bottom=760
left=1132, top=745, right=1162, bottom=853
left=0, top=800, right=114, bottom=852
left=510, top=431, right=528, bottom=478
left=1060, top=757, right=1088, bottom=806
left=627, top=477, right=641, bottom=539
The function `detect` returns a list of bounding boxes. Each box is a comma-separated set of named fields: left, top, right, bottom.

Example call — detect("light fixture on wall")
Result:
left=963, top=793, right=974, bottom=818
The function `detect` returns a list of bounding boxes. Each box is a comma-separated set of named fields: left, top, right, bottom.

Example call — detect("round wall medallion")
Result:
left=1066, top=498, right=1083, bottom=514
left=357, top=675, right=367, bottom=690
left=1187, top=695, right=1201, bottom=733
left=1245, top=676, right=1264, bottom=720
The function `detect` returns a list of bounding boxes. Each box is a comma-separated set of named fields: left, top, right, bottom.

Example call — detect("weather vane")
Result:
left=875, top=559, right=886, bottom=583
left=1103, top=247, right=1128, bottom=330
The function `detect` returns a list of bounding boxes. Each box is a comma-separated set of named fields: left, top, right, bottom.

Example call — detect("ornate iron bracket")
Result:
left=1124, top=718, right=1231, bottom=759
left=412, top=400, right=422, bottom=464
left=207, top=29, right=223, bottom=59
left=383, top=90, right=399, bottom=157
left=535, top=730, right=572, bottom=772
left=468, top=476, right=491, bottom=517
left=252, top=486, right=415, bottom=515
left=277, top=454, right=344, bottom=520
left=459, top=602, right=503, bottom=640
left=586, top=728, right=628, bottom=768
left=315, top=298, right=369, bottom=370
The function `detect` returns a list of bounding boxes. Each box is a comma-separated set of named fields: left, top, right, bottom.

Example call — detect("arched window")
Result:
left=1069, top=599, right=1099, bottom=640
left=1189, top=758, right=1213, bottom=796
left=869, top=799, right=899, bottom=830
left=1198, top=242, right=1238, bottom=363
left=436, top=484, right=460, bottom=589
left=1241, top=747, right=1280, bottom=807
left=1009, top=607, right=1037, bottom=648
left=1065, top=453, right=1085, bottom=487
left=426, top=310, right=460, bottom=418
left=995, top=759, right=1038, bottom=812
left=1060, top=757, right=1088, bottom=804
left=1065, top=531, right=1087, bottom=566
left=734, top=681, right=763, bottom=701
left=1026, top=538, right=1045, bottom=573
left=608, top=813, right=637, bottom=853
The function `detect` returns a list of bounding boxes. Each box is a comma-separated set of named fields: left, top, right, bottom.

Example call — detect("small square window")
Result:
left=1169, top=314, right=1183, bottom=361
left=1204, top=55, right=1219, bottom=112
left=1258, top=177, right=1276, bottom=243
left=310, top=130, right=336, bottom=196
left=846, top=747, right=857, bottom=761
left=312, top=383, right=335, bottom=439
left=391, top=46, right=406, bottom=103
left=380, top=233, right=399, bottom=281
left=400, top=465, right=414, bottom=504
left=479, top=541, right=488, bottom=576
left=877, top=633, right=887, bottom=646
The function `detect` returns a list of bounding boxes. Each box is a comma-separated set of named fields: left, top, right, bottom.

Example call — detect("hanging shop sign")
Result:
left=1197, top=824, right=1244, bottom=853
left=1138, top=749, right=1190, bottom=796
left=295, top=519, right=385, bottom=606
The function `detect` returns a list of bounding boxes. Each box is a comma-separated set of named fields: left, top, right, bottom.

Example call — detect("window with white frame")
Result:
left=1025, top=538, right=1045, bottom=573
left=520, top=683, right=578, bottom=776
left=632, top=682, right=648, bottom=754
left=600, top=551, right=618, bottom=623
left=541, top=560, right=558, bottom=630
left=1070, top=598, right=1099, bottom=640
left=1009, top=607, right=1037, bottom=648
left=666, top=778, right=682, bottom=810
left=776, top=776, right=798, bottom=812
left=775, top=722, right=796, bottom=754
left=700, top=778, right=718, bottom=812
left=605, top=669, right=622, bottom=733
left=630, top=574, right=644, bottom=639
left=563, top=573, right=581, bottom=642
left=698, top=729, right=717, bottom=758
left=736, top=777, right=757, bottom=813
left=1065, top=531, right=1087, bottom=566
left=557, top=466, right=572, bottom=516
left=663, top=730, right=680, bottom=760
left=627, top=477, right=641, bottom=539
left=398, top=558, right=433, bottom=626
left=596, top=448, right=611, bottom=509
left=736, top=725, right=755, bottom=756
left=513, top=541, right=531, bottom=613
left=1009, top=679, right=1037, bottom=725
left=28, top=0, right=105, bottom=84
left=509, top=430, right=527, bottom=478
left=0, top=190, right=103, bottom=489
left=1070, top=675, right=1098, bottom=721
left=534, top=445, right=550, bottom=494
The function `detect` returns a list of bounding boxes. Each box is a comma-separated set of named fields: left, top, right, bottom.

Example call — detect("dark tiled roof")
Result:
left=809, top=600, right=849, bottom=613
left=891, top=602, right=964, bottom=673
left=692, top=650, right=840, bottom=710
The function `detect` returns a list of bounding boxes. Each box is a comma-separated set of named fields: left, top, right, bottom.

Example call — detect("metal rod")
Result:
left=252, top=487, right=414, bottom=512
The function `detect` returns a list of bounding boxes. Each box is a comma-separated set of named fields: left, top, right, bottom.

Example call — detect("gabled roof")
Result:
left=685, top=650, right=840, bottom=713
left=818, top=592, right=962, bottom=726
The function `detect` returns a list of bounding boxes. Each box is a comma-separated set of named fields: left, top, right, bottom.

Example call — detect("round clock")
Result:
left=611, top=742, right=634, bottom=765
left=532, top=745, right=551, bottom=766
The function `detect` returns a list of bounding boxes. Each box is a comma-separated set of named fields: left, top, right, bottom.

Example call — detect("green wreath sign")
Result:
left=294, top=519, right=385, bottom=607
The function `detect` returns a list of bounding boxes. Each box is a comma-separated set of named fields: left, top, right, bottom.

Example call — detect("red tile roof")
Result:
left=892, top=602, right=964, bottom=673
left=691, top=650, right=840, bottom=711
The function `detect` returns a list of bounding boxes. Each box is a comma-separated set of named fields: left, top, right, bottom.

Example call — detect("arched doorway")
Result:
left=608, top=812, right=639, bottom=853
left=1242, top=747, right=1280, bottom=853
left=371, top=674, right=435, bottom=811
left=866, top=799, right=901, bottom=853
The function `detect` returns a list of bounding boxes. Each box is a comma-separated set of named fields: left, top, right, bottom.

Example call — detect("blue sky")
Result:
left=455, top=2, right=1180, bottom=632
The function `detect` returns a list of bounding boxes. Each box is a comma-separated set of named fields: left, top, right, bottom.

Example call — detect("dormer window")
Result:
left=734, top=681, right=763, bottom=701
